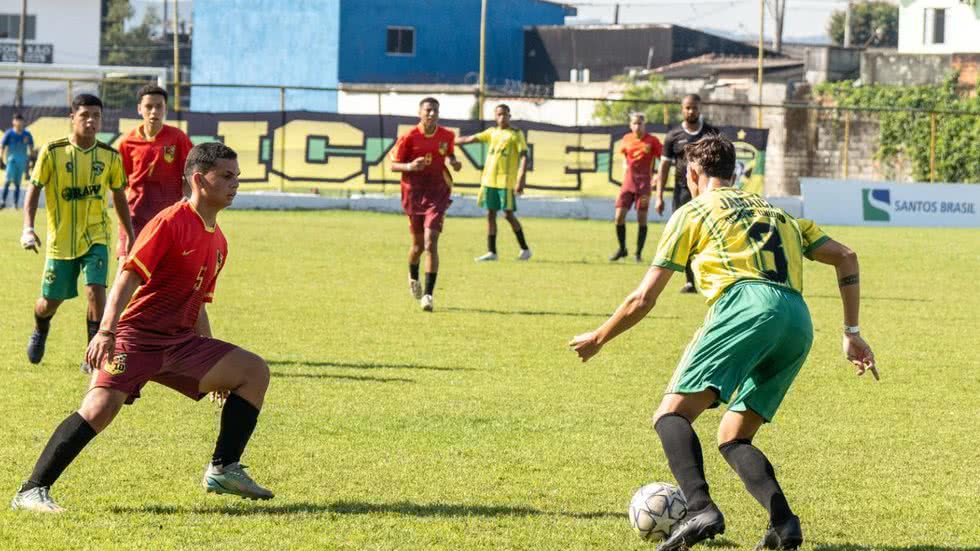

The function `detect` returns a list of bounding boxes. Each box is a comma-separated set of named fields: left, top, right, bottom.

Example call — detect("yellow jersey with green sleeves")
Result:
left=31, top=138, right=127, bottom=260
left=474, top=127, right=527, bottom=189
left=652, top=187, right=830, bottom=304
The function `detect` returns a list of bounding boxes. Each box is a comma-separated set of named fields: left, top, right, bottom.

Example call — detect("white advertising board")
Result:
left=800, top=178, right=980, bottom=227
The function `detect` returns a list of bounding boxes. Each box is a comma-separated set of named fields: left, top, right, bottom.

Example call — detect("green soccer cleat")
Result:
left=11, top=486, right=66, bottom=513
left=202, top=463, right=274, bottom=500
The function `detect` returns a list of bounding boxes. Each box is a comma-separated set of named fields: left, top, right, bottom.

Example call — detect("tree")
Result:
left=767, top=0, right=787, bottom=53
left=593, top=75, right=677, bottom=126
left=100, top=0, right=161, bottom=107
left=828, top=1, right=898, bottom=48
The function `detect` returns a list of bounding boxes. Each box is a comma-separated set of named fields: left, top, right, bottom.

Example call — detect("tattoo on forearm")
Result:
left=839, top=274, right=859, bottom=287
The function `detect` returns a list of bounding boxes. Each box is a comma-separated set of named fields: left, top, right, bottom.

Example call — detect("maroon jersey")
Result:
left=620, top=132, right=662, bottom=193
left=119, top=125, right=194, bottom=229
left=390, top=124, right=456, bottom=189
left=119, top=201, right=227, bottom=345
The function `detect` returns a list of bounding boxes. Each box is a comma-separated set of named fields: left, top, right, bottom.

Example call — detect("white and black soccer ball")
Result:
left=628, top=482, right=688, bottom=541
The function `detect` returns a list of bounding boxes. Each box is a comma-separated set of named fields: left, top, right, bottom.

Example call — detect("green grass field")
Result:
left=0, top=208, right=977, bottom=550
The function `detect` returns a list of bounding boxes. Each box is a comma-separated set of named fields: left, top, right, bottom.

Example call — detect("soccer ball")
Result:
left=628, top=482, right=688, bottom=541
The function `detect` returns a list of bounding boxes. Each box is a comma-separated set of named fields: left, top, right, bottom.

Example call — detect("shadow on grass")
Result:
left=268, top=360, right=473, bottom=372
left=110, top=500, right=621, bottom=520
left=807, top=294, right=930, bottom=303
left=270, top=372, right=414, bottom=384
left=702, top=539, right=739, bottom=549
left=443, top=306, right=678, bottom=320
left=814, top=545, right=980, bottom=551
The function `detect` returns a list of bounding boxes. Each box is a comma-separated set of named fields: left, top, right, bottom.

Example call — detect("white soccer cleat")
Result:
left=409, top=278, right=423, bottom=300
left=202, top=463, right=274, bottom=500
left=517, top=249, right=532, bottom=261
left=11, top=486, right=65, bottom=513
left=420, top=294, right=434, bottom=312
left=475, top=252, right=498, bottom=262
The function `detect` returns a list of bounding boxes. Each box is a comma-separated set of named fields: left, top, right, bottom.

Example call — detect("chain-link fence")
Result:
left=4, top=77, right=979, bottom=197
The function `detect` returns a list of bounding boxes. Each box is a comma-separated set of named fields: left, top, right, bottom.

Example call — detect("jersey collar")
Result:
left=417, top=123, right=438, bottom=138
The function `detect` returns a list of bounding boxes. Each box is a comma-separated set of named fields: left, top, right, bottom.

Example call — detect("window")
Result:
left=0, top=14, right=36, bottom=40
left=386, top=26, right=414, bottom=56
left=924, top=8, right=946, bottom=45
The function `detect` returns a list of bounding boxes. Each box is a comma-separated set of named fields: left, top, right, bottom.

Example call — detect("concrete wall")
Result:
left=339, top=0, right=565, bottom=85
left=190, top=0, right=341, bottom=112
left=899, top=0, right=980, bottom=54
left=861, top=50, right=952, bottom=85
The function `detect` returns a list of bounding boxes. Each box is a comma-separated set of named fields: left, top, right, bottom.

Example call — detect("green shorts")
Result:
left=41, top=244, right=109, bottom=300
left=666, top=280, right=813, bottom=422
left=478, top=187, right=516, bottom=211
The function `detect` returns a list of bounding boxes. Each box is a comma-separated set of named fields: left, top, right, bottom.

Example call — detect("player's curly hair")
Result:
left=185, top=142, right=238, bottom=182
left=683, top=135, right=735, bottom=179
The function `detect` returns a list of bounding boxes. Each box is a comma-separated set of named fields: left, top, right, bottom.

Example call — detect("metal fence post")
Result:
left=279, top=86, right=286, bottom=193
left=66, top=79, right=73, bottom=108
left=378, top=91, right=385, bottom=195
left=663, top=103, right=669, bottom=125
left=929, top=112, right=937, bottom=183
left=842, top=112, right=850, bottom=179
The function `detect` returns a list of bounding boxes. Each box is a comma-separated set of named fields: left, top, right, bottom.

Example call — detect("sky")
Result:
left=564, top=0, right=849, bottom=42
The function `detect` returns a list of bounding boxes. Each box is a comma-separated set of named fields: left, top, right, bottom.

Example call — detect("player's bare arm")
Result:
left=391, top=157, right=426, bottom=172
left=194, top=304, right=212, bottom=338
left=112, top=187, right=136, bottom=255
left=809, top=239, right=878, bottom=380
left=655, top=158, right=671, bottom=215
left=569, top=266, right=674, bottom=362
left=455, top=135, right=478, bottom=145
left=448, top=155, right=462, bottom=172
left=85, top=269, right=142, bottom=369
left=20, top=184, right=41, bottom=252
left=516, top=152, right=528, bottom=194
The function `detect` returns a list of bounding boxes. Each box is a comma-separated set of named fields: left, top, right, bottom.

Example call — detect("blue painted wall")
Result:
left=190, top=0, right=566, bottom=112
left=338, top=0, right=567, bottom=85
left=191, top=0, right=340, bottom=112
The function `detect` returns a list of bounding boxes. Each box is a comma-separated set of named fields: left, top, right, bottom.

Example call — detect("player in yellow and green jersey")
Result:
left=456, top=104, right=532, bottom=262
left=21, top=94, right=135, bottom=370
left=570, top=136, right=877, bottom=551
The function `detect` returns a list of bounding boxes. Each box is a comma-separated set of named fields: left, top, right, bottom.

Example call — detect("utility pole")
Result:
left=478, top=0, right=487, bottom=119
left=843, top=0, right=852, bottom=47
left=613, top=4, right=620, bottom=24
left=757, top=0, right=764, bottom=128
left=15, top=0, right=26, bottom=107
left=172, top=0, right=181, bottom=111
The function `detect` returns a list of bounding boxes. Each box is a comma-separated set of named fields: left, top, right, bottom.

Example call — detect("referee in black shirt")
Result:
left=656, top=94, right=719, bottom=293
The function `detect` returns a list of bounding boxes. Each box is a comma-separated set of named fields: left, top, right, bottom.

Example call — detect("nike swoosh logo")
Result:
left=182, top=249, right=195, bottom=256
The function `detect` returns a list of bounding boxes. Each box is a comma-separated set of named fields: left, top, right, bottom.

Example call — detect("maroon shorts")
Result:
left=616, top=189, right=651, bottom=211
left=92, top=333, right=237, bottom=404
left=402, top=183, right=451, bottom=234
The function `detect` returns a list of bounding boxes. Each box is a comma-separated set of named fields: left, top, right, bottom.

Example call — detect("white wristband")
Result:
left=844, top=325, right=860, bottom=334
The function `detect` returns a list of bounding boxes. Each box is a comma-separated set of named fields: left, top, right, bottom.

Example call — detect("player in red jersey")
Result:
left=389, top=97, right=461, bottom=312
left=11, top=143, right=274, bottom=513
left=611, top=112, right=662, bottom=263
left=117, top=84, right=195, bottom=259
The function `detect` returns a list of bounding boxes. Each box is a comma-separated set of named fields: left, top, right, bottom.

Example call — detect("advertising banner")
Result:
left=801, top=178, right=980, bottom=227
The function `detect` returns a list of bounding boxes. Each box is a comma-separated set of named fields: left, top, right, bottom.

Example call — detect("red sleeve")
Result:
left=389, top=133, right=412, bottom=163
left=620, top=134, right=629, bottom=156
left=123, top=214, right=172, bottom=282
left=445, top=129, right=455, bottom=156
left=119, top=138, right=133, bottom=177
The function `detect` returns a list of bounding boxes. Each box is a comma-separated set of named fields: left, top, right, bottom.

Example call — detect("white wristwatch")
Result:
left=843, top=325, right=860, bottom=335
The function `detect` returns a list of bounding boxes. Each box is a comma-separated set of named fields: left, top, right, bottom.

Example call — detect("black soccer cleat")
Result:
left=26, top=329, right=48, bottom=364
left=757, top=515, right=803, bottom=550
left=609, top=249, right=629, bottom=262
left=656, top=506, right=726, bottom=551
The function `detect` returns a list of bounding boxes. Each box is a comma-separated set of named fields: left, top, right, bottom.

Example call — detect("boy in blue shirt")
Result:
left=2, top=113, right=35, bottom=209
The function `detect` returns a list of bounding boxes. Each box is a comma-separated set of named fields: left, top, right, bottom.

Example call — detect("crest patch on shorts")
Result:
left=104, top=353, right=127, bottom=376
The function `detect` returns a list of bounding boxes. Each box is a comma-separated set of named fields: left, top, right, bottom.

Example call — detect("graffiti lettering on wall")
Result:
left=9, top=107, right=768, bottom=196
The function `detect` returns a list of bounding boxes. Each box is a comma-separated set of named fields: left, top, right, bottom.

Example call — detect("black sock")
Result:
left=35, top=312, right=52, bottom=334
left=409, top=263, right=420, bottom=281
left=86, top=319, right=99, bottom=344
left=654, top=413, right=714, bottom=513
left=685, top=262, right=695, bottom=286
left=488, top=234, right=497, bottom=254
left=720, top=439, right=794, bottom=526
left=424, top=272, right=437, bottom=296
left=514, top=229, right=529, bottom=250
left=211, top=393, right=260, bottom=467
left=21, top=412, right=97, bottom=492
left=616, top=224, right=626, bottom=252
left=637, top=225, right=648, bottom=257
